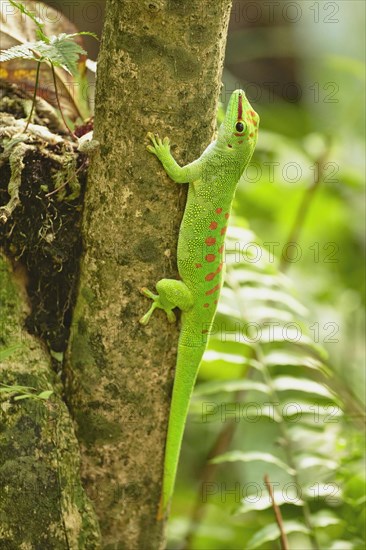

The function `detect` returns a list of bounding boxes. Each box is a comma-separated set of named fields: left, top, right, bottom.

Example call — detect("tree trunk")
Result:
left=0, top=254, right=101, bottom=549
left=66, top=0, right=232, bottom=547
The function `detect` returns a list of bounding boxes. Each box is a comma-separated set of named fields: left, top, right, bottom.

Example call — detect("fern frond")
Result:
left=8, top=0, right=47, bottom=41
left=30, top=34, right=87, bottom=75
left=0, top=44, right=38, bottom=63
left=0, top=34, right=89, bottom=75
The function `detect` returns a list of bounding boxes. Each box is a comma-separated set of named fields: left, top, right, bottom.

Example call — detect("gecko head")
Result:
left=219, top=89, right=260, bottom=156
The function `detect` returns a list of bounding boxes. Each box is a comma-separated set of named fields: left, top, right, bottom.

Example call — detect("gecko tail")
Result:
left=158, top=342, right=206, bottom=519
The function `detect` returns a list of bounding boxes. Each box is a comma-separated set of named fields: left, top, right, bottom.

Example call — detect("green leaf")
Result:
left=280, top=399, right=343, bottom=420
left=72, top=32, right=99, bottom=41
left=272, top=376, right=338, bottom=401
left=236, top=286, right=308, bottom=317
left=32, top=34, right=87, bottom=75
left=310, top=510, right=343, bottom=528
left=194, top=379, right=269, bottom=397
left=303, top=483, right=343, bottom=501
left=8, top=0, right=47, bottom=41
left=296, top=455, right=338, bottom=471
left=247, top=520, right=310, bottom=549
left=0, top=44, right=38, bottom=63
left=0, top=345, right=21, bottom=361
left=328, top=542, right=355, bottom=550
left=0, top=383, right=34, bottom=393
left=13, top=394, right=35, bottom=401
left=50, top=349, right=64, bottom=362
left=264, top=349, right=332, bottom=376
left=0, top=386, right=18, bottom=394
left=203, top=350, right=261, bottom=371
left=0, top=34, right=88, bottom=75
left=37, top=390, right=53, bottom=400
left=238, top=490, right=304, bottom=514
left=210, top=451, right=296, bottom=475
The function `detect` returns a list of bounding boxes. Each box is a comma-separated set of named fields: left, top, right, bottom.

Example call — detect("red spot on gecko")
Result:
left=195, top=263, right=202, bottom=268
left=238, top=93, right=243, bottom=120
left=209, top=221, right=218, bottom=230
left=205, top=262, right=223, bottom=282
left=203, top=303, right=210, bottom=308
left=205, top=254, right=216, bottom=262
left=225, top=213, right=229, bottom=219
left=202, top=329, right=208, bottom=334
left=218, top=244, right=224, bottom=254
left=249, top=132, right=254, bottom=138
left=253, top=120, right=258, bottom=126
left=216, top=208, right=222, bottom=214
left=206, top=284, right=220, bottom=296
left=220, top=227, right=227, bottom=235
left=250, top=110, right=256, bottom=117
left=205, top=237, right=216, bottom=246
left=214, top=300, right=218, bottom=304
left=238, top=140, right=243, bottom=144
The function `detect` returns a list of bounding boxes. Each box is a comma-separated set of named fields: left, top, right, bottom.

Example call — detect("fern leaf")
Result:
left=0, top=34, right=87, bottom=75
left=0, top=44, right=38, bottom=62
left=32, top=34, right=87, bottom=75
left=8, top=0, right=47, bottom=41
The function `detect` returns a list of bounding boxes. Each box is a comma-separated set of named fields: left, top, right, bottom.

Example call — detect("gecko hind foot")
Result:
left=139, top=286, right=176, bottom=325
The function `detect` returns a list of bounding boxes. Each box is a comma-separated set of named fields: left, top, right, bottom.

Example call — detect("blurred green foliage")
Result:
left=168, top=2, right=365, bottom=549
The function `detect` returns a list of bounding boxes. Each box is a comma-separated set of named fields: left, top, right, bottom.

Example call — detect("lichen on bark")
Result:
left=0, top=253, right=101, bottom=548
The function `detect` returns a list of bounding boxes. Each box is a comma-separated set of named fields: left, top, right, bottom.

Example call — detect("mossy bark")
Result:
left=0, top=255, right=101, bottom=549
left=66, top=0, right=232, bottom=548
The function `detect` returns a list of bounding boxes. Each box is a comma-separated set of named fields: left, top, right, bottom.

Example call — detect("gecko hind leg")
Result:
left=139, top=279, right=193, bottom=325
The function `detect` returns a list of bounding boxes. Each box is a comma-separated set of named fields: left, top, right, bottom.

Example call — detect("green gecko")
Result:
left=140, top=89, right=259, bottom=519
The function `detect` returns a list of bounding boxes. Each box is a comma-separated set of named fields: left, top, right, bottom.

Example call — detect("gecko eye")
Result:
left=235, top=122, right=245, bottom=133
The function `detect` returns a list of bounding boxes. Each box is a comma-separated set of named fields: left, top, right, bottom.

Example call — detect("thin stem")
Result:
left=45, top=161, right=85, bottom=198
left=264, top=474, right=289, bottom=550
left=51, top=65, right=77, bottom=141
left=24, top=60, right=41, bottom=132
left=279, top=148, right=330, bottom=273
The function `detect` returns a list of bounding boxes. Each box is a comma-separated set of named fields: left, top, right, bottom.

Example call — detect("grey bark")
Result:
left=0, top=255, right=101, bottom=549
left=66, top=1, right=232, bottom=548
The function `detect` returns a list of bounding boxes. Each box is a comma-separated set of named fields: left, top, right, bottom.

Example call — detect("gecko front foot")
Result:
left=146, top=132, right=170, bottom=161
left=139, top=287, right=176, bottom=325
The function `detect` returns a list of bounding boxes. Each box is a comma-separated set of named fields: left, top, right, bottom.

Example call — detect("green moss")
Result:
left=75, top=410, right=122, bottom=445
left=70, top=330, right=96, bottom=375
left=0, top=457, right=62, bottom=547
left=0, top=259, right=22, bottom=345
left=81, top=286, right=96, bottom=305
